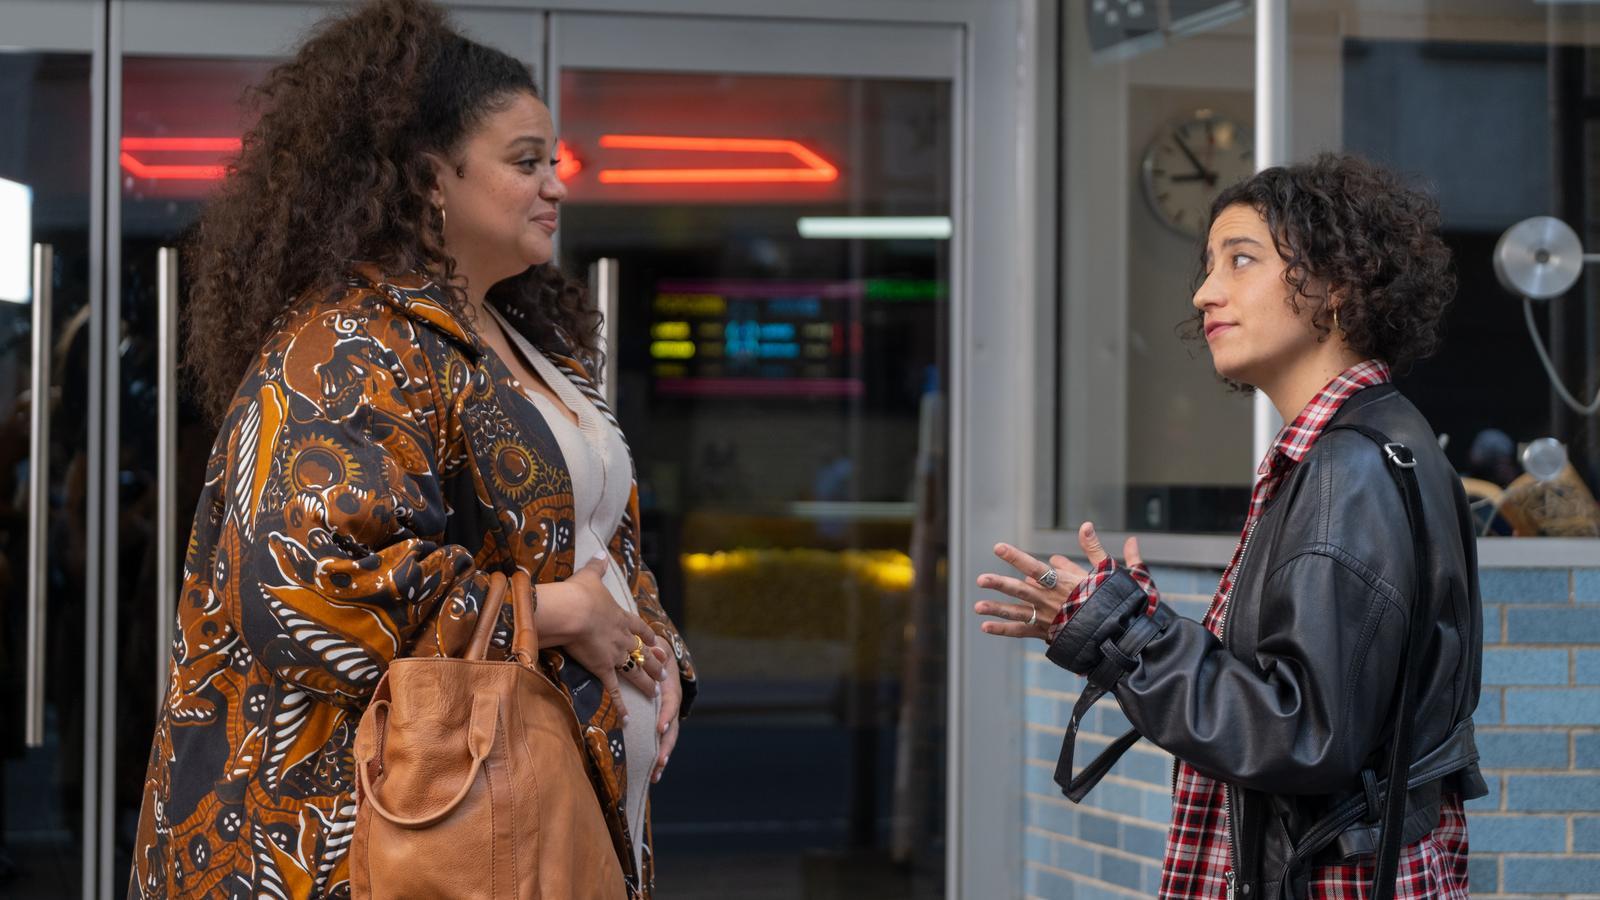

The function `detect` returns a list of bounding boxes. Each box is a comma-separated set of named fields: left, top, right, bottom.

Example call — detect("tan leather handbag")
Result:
left=350, top=571, right=626, bottom=899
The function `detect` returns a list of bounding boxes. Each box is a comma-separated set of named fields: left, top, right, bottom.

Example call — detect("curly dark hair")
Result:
left=1185, top=152, right=1455, bottom=374
left=185, top=0, right=600, bottom=423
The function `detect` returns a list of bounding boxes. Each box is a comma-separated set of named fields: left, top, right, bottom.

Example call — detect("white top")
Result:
left=489, top=307, right=658, bottom=871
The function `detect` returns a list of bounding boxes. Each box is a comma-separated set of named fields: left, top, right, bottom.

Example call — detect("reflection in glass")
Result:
left=0, top=51, right=93, bottom=899
left=1058, top=9, right=1257, bottom=534
left=113, top=56, right=274, bottom=893
left=1294, top=2, right=1600, bottom=537
left=560, top=69, right=951, bottom=897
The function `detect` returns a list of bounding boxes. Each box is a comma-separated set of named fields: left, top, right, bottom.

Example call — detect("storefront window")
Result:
left=1057, top=3, right=1258, bottom=534
left=1287, top=2, right=1600, bottom=538
left=1059, top=2, right=1600, bottom=540
left=559, top=69, right=951, bottom=895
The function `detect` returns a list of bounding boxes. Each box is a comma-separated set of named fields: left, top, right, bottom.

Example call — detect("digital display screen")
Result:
left=648, top=277, right=941, bottom=399
left=649, top=278, right=861, bottom=398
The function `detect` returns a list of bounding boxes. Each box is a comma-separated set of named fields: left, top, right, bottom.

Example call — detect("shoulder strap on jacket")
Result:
left=1320, top=423, right=1433, bottom=900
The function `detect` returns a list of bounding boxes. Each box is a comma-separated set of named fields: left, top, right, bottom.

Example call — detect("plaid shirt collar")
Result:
left=1261, top=359, right=1392, bottom=478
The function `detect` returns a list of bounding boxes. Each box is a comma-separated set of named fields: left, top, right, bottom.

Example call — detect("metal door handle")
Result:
left=588, top=258, right=620, bottom=408
left=25, top=243, right=54, bottom=748
left=156, top=247, right=179, bottom=706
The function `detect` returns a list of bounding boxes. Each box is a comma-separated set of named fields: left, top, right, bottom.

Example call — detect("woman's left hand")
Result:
left=651, top=649, right=681, bottom=783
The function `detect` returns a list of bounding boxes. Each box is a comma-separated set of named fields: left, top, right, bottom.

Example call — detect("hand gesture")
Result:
left=973, top=523, right=1143, bottom=641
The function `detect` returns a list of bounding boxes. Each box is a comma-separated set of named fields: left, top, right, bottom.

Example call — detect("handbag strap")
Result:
left=465, top=573, right=510, bottom=660
left=463, top=571, right=541, bottom=664
left=509, top=570, right=540, bottom=664
left=356, top=691, right=498, bottom=829
left=1323, top=424, right=1434, bottom=900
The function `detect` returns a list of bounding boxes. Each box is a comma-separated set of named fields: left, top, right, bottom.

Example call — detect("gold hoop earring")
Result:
left=1333, top=307, right=1341, bottom=333
left=435, top=204, right=447, bottom=237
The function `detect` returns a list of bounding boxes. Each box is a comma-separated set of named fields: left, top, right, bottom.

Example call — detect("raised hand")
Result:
left=974, top=523, right=1146, bottom=641
left=972, top=539, right=1087, bottom=641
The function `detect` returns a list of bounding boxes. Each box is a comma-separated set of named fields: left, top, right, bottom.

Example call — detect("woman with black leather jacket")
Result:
left=977, top=154, right=1484, bottom=899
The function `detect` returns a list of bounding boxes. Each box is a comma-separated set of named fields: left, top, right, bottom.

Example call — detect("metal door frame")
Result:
left=545, top=7, right=1034, bottom=896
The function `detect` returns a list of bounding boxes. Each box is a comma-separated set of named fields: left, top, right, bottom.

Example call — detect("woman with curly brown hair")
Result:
left=977, top=154, right=1485, bottom=899
left=129, top=1, right=694, bottom=896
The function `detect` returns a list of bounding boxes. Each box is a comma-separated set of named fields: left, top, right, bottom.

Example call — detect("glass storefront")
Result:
left=0, top=4, right=961, bottom=897
left=0, top=43, right=95, bottom=900
left=1291, top=1, right=1600, bottom=539
left=1056, top=3, right=1258, bottom=535
left=114, top=54, right=277, bottom=888
left=1057, top=0, right=1600, bottom=543
left=558, top=67, right=951, bottom=896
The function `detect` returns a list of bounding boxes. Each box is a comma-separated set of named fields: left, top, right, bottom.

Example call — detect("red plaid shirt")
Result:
left=1059, top=361, right=1469, bottom=898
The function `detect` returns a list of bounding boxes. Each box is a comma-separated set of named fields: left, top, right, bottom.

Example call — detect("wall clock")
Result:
left=1141, top=111, right=1254, bottom=238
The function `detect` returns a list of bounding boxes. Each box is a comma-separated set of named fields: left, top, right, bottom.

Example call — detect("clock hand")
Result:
left=1173, top=134, right=1218, bottom=183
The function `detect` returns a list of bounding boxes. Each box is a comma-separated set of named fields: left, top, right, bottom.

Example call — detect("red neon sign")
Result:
left=120, top=134, right=837, bottom=187
left=120, top=136, right=241, bottom=181
left=123, top=137, right=585, bottom=183
left=556, top=140, right=582, bottom=181
left=597, top=135, right=838, bottom=184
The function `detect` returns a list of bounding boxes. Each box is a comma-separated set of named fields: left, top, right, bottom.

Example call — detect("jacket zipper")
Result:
left=1217, top=517, right=1258, bottom=900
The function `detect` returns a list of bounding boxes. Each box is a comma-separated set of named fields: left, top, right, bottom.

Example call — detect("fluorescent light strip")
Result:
left=0, top=177, right=32, bottom=304
left=796, top=216, right=953, bottom=240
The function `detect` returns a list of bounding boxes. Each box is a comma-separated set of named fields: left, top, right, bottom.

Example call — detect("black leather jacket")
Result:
left=1047, top=384, right=1486, bottom=899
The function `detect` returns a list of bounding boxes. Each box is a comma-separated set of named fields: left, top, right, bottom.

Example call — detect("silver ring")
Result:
left=1036, top=568, right=1059, bottom=590
left=1026, top=606, right=1039, bottom=627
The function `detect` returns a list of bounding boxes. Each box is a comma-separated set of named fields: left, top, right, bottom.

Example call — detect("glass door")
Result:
left=106, top=3, right=543, bottom=895
left=551, top=14, right=959, bottom=898
left=109, top=46, right=277, bottom=898
left=0, top=2, right=100, bottom=897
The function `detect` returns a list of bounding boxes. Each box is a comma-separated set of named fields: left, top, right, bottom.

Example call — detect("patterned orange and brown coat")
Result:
left=130, top=266, right=696, bottom=899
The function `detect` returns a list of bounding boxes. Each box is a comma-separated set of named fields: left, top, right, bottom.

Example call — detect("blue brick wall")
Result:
left=1020, top=563, right=1600, bottom=899
left=1472, top=567, right=1600, bottom=896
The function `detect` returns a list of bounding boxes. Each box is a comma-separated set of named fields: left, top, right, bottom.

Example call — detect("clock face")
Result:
left=1141, top=114, right=1255, bottom=238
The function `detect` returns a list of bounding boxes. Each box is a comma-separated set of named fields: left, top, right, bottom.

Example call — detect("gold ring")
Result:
left=628, top=635, right=648, bottom=667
